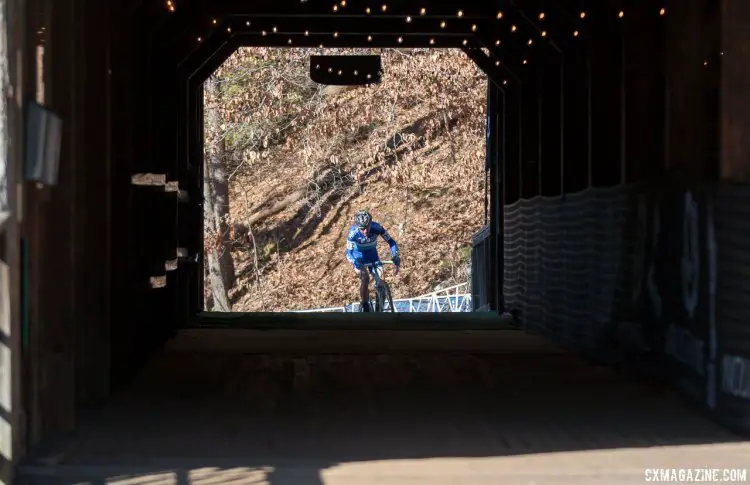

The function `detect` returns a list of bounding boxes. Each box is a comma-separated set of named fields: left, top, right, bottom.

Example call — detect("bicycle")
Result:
left=360, top=261, right=397, bottom=312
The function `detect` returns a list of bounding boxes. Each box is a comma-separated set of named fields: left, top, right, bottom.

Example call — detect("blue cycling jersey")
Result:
left=345, top=222, right=399, bottom=266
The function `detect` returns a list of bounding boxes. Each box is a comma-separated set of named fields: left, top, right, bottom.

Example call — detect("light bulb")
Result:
left=462, top=39, right=468, bottom=45
left=420, top=8, right=426, bottom=15
left=523, top=59, right=527, bottom=64
left=273, top=26, right=278, bottom=32
left=365, top=7, right=371, bottom=13
left=354, top=70, right=359, bottom=75
left=288, top=38, right=292, bottom=44
left=315, top=64, right=320, bottom=69
left=341, top=0, right=346, bottom=6
left=406, top=16, right=412, bottom=23
left=338, top=70, right=342, bottom=75
left=328, top=67, right=333, bottom=72
left=197, top=36, right=202, bottom=41
left=367, top=74, right=372, bottom=79
left=457, top=10, right=463, bottom=17
left=381, top=4, right=387, bottom=12
left=495, top=40, right=501, bottom=46
left=580, top=12, right=586, bottom=19
left=703, top=60, right=708, bottom=66
left=398, top=36, right=403, bottom=43
left=246, top=21, right=251, bottom=26
left=262, top=30, right=267, bottom=36
left=539, top=12, right=545, bottom=20
left=304, top=30, right=309, bottom=36
left=367, top=35, right=373, bottom=41
left=496, top=11, right=503, bottom=19
left=471, top=24, right=477, bottom=31
left=212, top=18, right=217, bottom=24
left=495, top=60, right=500, bottom=66
left=541, top=31, right=547, bottom=37
left=511, top=25, right=517, bottom=32
left=618, top=10, right=624, bottom=18
left=660, top=8, right=666, bottom=15
left=528, top=39, right=533, bottom=45
left=429, top=38, right=435, bottom=44
left=333, top=31, right=339, bottom=37
left=319, top=44, right=324, bottom=48
left=227, top=27, right=231, bottom=32
left=440, top=21, right=446, bottom=28
left=503, top=80, right=507, bottom=85
left=333, top=4, right=338, bottom=11
left=573, top=30, right=579, bottom=37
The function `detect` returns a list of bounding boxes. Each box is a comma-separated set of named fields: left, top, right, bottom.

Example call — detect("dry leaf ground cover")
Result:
left=205, top=48, right=487, bottom=311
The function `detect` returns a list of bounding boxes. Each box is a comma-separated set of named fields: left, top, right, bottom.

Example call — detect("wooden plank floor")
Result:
left=18, top=330, right=750, bottom=485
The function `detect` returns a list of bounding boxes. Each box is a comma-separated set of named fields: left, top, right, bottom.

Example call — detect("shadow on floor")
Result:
left=17, top=333, right=750, bottom=485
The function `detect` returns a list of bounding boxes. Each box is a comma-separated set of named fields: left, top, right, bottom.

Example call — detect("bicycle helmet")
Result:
left=354, top=209, right=372, bottom=229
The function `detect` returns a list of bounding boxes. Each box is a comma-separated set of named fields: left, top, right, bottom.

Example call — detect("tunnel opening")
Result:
left=199, top=47, right=488, bottom=317
left=8, top=0, right=750, bottom=482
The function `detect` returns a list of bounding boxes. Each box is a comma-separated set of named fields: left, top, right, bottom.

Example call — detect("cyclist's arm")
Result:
left=345, top=229, right=359, bottom=266
left=377, top=226, right=399, bottom=258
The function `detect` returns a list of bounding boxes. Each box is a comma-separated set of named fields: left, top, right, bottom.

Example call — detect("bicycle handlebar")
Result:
left=362, top=261, right=396, bottom=267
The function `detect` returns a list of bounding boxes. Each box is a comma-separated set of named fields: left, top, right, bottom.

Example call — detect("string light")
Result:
left=365, top=7, right=371, bottom=13
left=541, top=31, right=547, bottom=37
left=341, top=0, right=346, bottom=6
left=381, top=4, right=387, bottom=12
left=328, top=67, right=333, bottom=72
left=440, top=21, right=446, bottom=28
left=660, top=8, right=666, bottom=15
left=288, top=38, right=292, bottom=44
left=511, top=25, right=517, bottom=32
left=333, top=31, right=339, bottom=37
left=471, top=24, right=477, bottom=31
left=496, top=11, right=503, bottom=19
left=212, top=18, right=217, bottom=24
left=398, top=36, right=403, bottom=43
left=429, top=38, right=435, bottom=44
left=315, top=64, right=320, bottom=69
left=319, top=43, right=324, bottom=48
left=457, top=10, right=464, bottom=17
left=503, top=80, right=507, bottom=85
left=338, top=70, right=343, bottom=75
left=246, top=21, right=251, bottom=26
left=333, top=4, right=338, bottom=11
left=262, top=30, right=267, bottom=36
left=580, top=12, right=586, bottom=19
left=273, top=26, right=278, bottom=32
left=523, top=59, right=528, bottom=64
left=527, top=39, right=533, bottom=45
left=367, top=74, right=372, bottom=79
left=462, top=39, right=468, bottom=45
left=367, top=35, right=373, bottom=41
left=495, top=60, right=500, bottom=66
left=573, top=30, right=579, bottom=37
left=406, top=16, right=412, bottom=23
left=227, top=27, right=231, bottom=32
left=495, top=39, right=500, bottom=46
left=618, top=10, right=624, bottom=18
left=703, top=60, right=708, bottom=67
left=420, top=8, right=426, bottom=15
left=305, top=30, right=309, bottom=36
left=354, top=70, right=359, bottom=75
left=538, top=12, right=545, bottom=20
left=197, top=36, right=202, bottom=42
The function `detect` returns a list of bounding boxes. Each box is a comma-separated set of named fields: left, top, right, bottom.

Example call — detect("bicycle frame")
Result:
left=361, top=261, right=395, bottom=312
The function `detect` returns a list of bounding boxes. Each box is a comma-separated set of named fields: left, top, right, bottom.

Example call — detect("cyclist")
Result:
left=345, top=209, right=401, bottom=312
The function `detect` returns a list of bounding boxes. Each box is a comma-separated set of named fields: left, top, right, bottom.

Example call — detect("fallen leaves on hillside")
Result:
left=205, top=48, right=487, bottom=311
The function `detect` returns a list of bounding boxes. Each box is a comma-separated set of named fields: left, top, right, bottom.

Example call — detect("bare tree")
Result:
left=203, top=76, right=236, bottom=310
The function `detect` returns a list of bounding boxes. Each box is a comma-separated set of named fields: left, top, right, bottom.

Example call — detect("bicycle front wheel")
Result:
left=377, top=281, right=395, bottom=312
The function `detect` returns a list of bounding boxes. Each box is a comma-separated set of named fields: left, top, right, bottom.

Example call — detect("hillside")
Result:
left=205, top=48, right=487, bottom=312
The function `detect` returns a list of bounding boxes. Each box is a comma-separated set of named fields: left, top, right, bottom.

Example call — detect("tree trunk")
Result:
left=203, top=77, right=235, bottom=310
